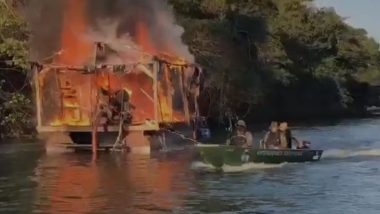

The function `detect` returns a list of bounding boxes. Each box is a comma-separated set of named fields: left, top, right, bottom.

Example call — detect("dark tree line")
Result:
left=169, top=0, right=380, bottom=122
left=0, top=1, right=32, bottom=138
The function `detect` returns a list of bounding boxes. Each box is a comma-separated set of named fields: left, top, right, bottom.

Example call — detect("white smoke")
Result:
left=26, top=0, right=195, bottom=63
left=87, top=20, right=147, bottom=64
left=86, top=0, right=195, bottom=62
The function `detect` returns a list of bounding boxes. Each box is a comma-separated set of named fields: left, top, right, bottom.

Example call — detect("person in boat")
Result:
left=279, top=122, right=299, bottom=149
left=262, top=121, right=281, bottom=149
left=227, top=120, right=253, bottom=148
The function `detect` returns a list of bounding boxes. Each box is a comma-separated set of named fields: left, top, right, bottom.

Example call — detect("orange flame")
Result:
left=136, top=21, right=156, bottom=54
left=46, top=0, right=188, bottom=128
left=49, top=0, right=95, bottom=127
left=57, top=0, right=94, bottom=66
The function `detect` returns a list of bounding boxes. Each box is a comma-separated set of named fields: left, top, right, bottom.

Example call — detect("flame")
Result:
left=158, top=90, right=173, bottom=121
left=44, top=0, right=190, bottom=128
left=50, top=104, right=91, bottom=127
left=158, top=95, right=186, bottom=122
left=50, top=114, right=91, bottom=127
left=157, top=67, right=186, bottom=123
left=136, top=21, right=156, bottom=54
left=96, top=72, right=111, bottom=90
left=63, top=98, right=80, bottom=108
left=123, top=88, right=132, bottom=96
left=157, top=52, right=187, bottom=66
left=57, top=0, right=94, bottom=65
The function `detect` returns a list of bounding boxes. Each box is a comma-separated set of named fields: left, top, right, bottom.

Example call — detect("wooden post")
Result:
left=92, top=74, right=99, bottom=156
left=34, top=67, right=42, bottom=131
left=179, top=66, right=190, bottom=124
left=92, top=43, right=99, bottom=156
left=194, top=66, right=201, bottom=118
left=54, top=69, right=64, bottom=122
left=164, top=65, right=174, bottom=121
left=153, top=62, right=159, bottom=125
left=92, top=121, right=98, bottom=155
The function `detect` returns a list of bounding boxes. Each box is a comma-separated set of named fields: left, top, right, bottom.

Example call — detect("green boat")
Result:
left=195, top=144, right=323, bottom=168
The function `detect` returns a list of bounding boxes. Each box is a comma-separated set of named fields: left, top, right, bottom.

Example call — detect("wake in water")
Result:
left=322, top=148, right=380, bottom=159
left=190, top=161, right=286, bottom=173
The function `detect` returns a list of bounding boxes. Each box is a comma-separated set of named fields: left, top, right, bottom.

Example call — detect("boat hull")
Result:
left=196, top=145, right=323, bottom=168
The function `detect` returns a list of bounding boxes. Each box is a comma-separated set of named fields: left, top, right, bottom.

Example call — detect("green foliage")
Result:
left=0, top=1, right=32, bottom=138
left=0, top=87, right=33, bottom=138
left=200, top=0, right=227, bottom=18
left=170, top=0, right=380, bottom=120
left=0, top=38, right=29, bottom=69
left=0, top=1, right=29, bottom=70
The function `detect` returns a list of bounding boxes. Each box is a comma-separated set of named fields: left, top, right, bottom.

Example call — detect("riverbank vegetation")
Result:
left=1, top=0, right=380, bottom=137
left=170, top=0, right=380, bottom=122
left=0, top=1, right=33, bottom=138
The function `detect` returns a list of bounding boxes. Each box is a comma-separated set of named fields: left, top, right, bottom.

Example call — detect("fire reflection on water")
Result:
left=32, top=152, right=195, bottom=213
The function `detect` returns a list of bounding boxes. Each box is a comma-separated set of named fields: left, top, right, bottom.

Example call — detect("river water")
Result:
left=1, top=118, right=380, bottom=214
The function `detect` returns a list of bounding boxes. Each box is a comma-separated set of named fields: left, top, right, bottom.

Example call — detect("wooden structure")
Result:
left=32, top=43, right=202, bottom=153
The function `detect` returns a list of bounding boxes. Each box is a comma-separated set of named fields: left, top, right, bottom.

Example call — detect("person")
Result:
left=279, top=122, right=299, bottom=149
left=279, top=122, right=290, bottom=149
left=110, top=89, right=135, bottom=124
left=263, top=121, right=280, bottom=149
left=279, top=122, right=287, bottom=149
left=98, top=103, right=112, bottom=132
left=227, top=120, right=253, bottom=148
left=98, top=87, right=113, bottom=132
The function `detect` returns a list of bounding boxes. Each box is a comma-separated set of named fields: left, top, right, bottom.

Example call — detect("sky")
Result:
left=315, top=0, right=380, bottom=42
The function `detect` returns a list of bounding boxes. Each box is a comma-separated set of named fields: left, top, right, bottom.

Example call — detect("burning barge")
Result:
left=32, top=42, right=204, bottom=154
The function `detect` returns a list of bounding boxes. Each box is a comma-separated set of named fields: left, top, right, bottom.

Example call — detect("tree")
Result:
left=171, top=0, right=380, bottom=121
left=0, top=1, right=32, bottom=138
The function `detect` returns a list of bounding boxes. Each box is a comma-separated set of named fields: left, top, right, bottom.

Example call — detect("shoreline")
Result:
left=1, top=112, right=380, bottom=142
left=208, top=111, right=380, bottom=132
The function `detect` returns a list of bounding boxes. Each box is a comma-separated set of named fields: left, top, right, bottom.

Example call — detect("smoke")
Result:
left=86, top=20, right=145, bottom=64
left=86, top=0, right=194, bottom=62
left=26, top=0, right=65, bottom=62
left=25, top=0, right=194, bottom=63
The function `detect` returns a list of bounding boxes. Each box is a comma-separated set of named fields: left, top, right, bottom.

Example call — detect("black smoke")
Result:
left=26, top=0, right=65, bottom=62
